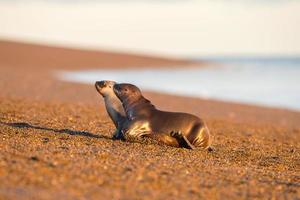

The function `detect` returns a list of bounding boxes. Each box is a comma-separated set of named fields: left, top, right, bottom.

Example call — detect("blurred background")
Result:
left=1, top=0, right=300, bottom=56
left=1, top=0, right=300, bottom=110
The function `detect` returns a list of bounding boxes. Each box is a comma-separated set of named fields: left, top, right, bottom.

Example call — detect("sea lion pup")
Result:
left=113, top=83, right=211, bottom=150
left=95, top=80, right=127, bottom=140
left=95, top=81, right=193, bottom=148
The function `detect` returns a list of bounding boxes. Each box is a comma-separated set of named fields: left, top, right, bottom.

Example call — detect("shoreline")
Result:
left=56, top=68, right=300, bottom=113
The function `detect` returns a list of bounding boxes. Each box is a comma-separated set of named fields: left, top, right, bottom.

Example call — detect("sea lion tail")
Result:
left=193, top=124, right=211, bottom=149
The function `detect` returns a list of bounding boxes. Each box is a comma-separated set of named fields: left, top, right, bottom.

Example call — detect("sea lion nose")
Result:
left=96, top=81, right=106, bottom=87
left=95, top=81, right=106, bottom=92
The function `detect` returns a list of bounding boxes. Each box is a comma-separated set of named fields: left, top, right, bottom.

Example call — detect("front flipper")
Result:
left=112, top=129, right=125, bottom=140
left=170, top=131, right=196, bottom=150
left=143, top=131, right=196, bottom=150
left=143, top=134, right=180, bottom=147
left=121, top=120, right=151, bottom=140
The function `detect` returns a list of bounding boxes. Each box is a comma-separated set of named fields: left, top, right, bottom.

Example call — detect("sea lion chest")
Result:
left=104, top=96, right=126, bottom=128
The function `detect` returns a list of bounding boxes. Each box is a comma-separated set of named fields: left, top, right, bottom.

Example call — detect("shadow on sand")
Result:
left=1, top=122, right=111, bottom=140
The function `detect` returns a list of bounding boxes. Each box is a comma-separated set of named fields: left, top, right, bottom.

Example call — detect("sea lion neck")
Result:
left=123, top=96, right=155, bottom=120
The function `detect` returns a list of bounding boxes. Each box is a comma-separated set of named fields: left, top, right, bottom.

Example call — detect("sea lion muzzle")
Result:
left=113, top=84, right=122, bottom=96
left=95, top=81, right=106, bottom=93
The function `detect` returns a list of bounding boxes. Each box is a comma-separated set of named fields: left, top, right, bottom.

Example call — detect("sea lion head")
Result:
left=95, top=80, right=116, bottom=97
left=113, top=83, right=142, bottom=104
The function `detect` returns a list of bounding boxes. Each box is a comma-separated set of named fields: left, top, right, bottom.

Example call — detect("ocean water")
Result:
left=56, top=57, right=300, bottom=111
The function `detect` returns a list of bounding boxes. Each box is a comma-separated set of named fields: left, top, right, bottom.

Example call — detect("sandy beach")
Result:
left=0, top=40, right=299, bottom=199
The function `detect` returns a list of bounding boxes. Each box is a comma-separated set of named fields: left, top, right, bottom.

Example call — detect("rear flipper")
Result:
left=170, top=131, right=196, bottom=150
left=190, top=123, right=212, bottom=151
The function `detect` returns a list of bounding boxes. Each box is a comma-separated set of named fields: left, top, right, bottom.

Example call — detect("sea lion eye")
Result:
left=125, top=89, right=128, bottom=92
